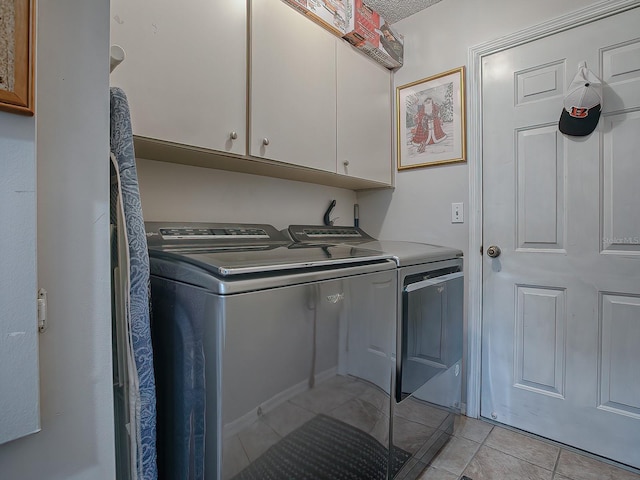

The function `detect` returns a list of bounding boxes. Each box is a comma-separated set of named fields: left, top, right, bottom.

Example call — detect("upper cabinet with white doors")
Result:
left=337, top=40, right=392, bottom=185
left=110, top=0, right=393, bottom=189
left=110, top=0, right=247, bottom=156
left=250, top=0, right=336, bottom=173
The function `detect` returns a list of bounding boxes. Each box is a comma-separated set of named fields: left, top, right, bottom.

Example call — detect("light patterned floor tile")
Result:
left=395, top=397, right=450, bottom=428
left=222, top=434, right=250, bottom=480
left=484, top=426, right=559, bottom=471
left=261, top=400, right=315, bottom=437
left=416, top=465, right=459, bottom=480
left=429, top=435, right=480, bottom=475
left=454, top=415, right=493, bottom=443
left=359, top=383, right=390, bottom=413
left=463, top=445, right=553, bottom=480
left=328, top=396, right=383, bottom=434
left=556, top=450, right=640, bottom=480
left=394, top=415, right=438, bottom=454
left=237, top=420, right=281, bottom=462
left=289, top=375, right=367, bottom=414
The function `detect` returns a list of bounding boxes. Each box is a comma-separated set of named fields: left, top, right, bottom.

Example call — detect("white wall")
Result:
left=0, top=1, right=610, bottom=474
left=0, top=0, right=115, bottom=478
left=358, top=0, right=601, bottom=247
left=357, top=0, right=604, bottom=407
left=0, top=113, right=38, bottom=443
left=136, top=159, right=358, bottom=230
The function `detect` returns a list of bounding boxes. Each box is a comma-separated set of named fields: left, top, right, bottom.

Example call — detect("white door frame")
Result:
left=465, top=0, right=640, bottom=418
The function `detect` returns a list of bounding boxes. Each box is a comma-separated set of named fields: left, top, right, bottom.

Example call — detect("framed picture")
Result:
left=397, top=66, right=466, bottom=170
left=0, top=0, right=35, bottom=116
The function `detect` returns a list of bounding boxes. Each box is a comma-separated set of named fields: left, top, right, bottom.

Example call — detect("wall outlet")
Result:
left=451, top=202, right=464, bottom=223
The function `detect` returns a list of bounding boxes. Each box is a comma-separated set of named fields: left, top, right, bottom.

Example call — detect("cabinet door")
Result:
left=337, top=41, right=392, bottom=184
left=110, top=0, right=246, bottom=155
left=250, top=0, right=336, bottom=172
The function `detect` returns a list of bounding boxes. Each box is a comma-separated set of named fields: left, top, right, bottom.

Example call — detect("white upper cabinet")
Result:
left=109, top=0, right=393, bottom=189
left=250, top=0, right=337, bottom=173
left=337, top=41, right=392, bottom=184
left=110, top=0, right=247, bottom=156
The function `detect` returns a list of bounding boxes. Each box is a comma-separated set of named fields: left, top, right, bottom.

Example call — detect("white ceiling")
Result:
left=365, top=0, right=444, bottom=24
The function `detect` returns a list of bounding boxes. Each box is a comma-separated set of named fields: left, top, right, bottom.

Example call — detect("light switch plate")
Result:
left=452, top=202, right=464, bottom=223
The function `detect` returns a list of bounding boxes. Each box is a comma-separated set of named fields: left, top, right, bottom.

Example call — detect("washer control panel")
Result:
left=159, top=227, right=270, bottom=240
left=145, top=222, right=289, bottom=249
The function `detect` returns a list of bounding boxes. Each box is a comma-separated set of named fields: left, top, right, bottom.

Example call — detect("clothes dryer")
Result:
left=287, top=225, right=464, bottom=479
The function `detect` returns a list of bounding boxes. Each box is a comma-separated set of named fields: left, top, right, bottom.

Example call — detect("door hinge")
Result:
left=37, top=288, right=48, bottom=333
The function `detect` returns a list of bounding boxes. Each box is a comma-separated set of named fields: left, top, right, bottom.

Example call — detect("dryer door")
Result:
left=396, top=264, right=463, bottom=403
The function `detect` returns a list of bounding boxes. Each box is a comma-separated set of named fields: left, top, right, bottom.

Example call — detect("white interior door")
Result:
left=482, top=7, right=640, bottom=468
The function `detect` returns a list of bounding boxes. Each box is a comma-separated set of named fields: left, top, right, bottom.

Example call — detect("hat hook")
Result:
left=578, top=61, right=587, bottom=69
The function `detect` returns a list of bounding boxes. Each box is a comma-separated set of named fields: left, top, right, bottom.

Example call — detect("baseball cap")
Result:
left=559, top=63, right=603, bottom=136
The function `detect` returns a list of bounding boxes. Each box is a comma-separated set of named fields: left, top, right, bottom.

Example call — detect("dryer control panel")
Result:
left=287, top=225, right=375, bottom=244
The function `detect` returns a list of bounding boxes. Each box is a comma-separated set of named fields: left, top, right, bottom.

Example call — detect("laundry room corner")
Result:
left=134, top=158, right=358, bottom=230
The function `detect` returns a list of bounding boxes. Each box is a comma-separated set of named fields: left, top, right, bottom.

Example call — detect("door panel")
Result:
left=602, top=111, right=640, bottom=254
left=515, top=60, right=565, bottom=105
left=514, top=286, right=566, bottom=397
left=345, top=270, right=396, bottom=393
left=482, top=6, right=640, bottom=468
left=602, top=39, right=640, bottom=111
left=599, top=294, right=640, bottom=418
left=515, top=125, right=565, bottom=251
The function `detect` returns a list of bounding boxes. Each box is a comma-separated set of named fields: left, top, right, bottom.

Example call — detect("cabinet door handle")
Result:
left=343, top=160, right=350, bottom=167
left=230, top=131, right=238, bottom=140
left=262, top=138, right=270, bottom=146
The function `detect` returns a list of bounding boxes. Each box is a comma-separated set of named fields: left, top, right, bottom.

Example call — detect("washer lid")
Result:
left=150, top=243, right=392, bottom=276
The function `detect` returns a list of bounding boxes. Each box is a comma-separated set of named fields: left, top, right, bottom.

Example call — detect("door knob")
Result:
left=486, top=245, right=501, bottom=258
left=262, top=138, right=270, bottom=146
left=229, top=131, right=238, bottom=140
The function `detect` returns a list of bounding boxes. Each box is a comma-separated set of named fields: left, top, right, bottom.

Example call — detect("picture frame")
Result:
left=396, top=66, right=466, bottom=170
left=0, top=0, right=35, bottom=116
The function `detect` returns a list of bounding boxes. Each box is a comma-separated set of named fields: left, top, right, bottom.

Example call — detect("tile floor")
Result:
left=223, top=375, right=397, bottom=479
left=223, top=374, right=640, bottom=480
left=414, top=416, right=640, bottom=480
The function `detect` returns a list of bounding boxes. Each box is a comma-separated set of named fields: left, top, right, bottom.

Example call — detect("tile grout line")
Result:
left=450, top=423, right=496, bottom=479
left=479, top=417, right=640, bottom=476
left=475, top=443, right=558, bottom=477
left=552, top=449, right=562, bottom=476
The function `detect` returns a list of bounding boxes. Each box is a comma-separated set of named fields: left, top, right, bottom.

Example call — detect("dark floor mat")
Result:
left=232, top=414, right=410, bottom=480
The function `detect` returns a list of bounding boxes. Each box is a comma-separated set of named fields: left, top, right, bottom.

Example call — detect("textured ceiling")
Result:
left=365, top=0, right=444, bottom=24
